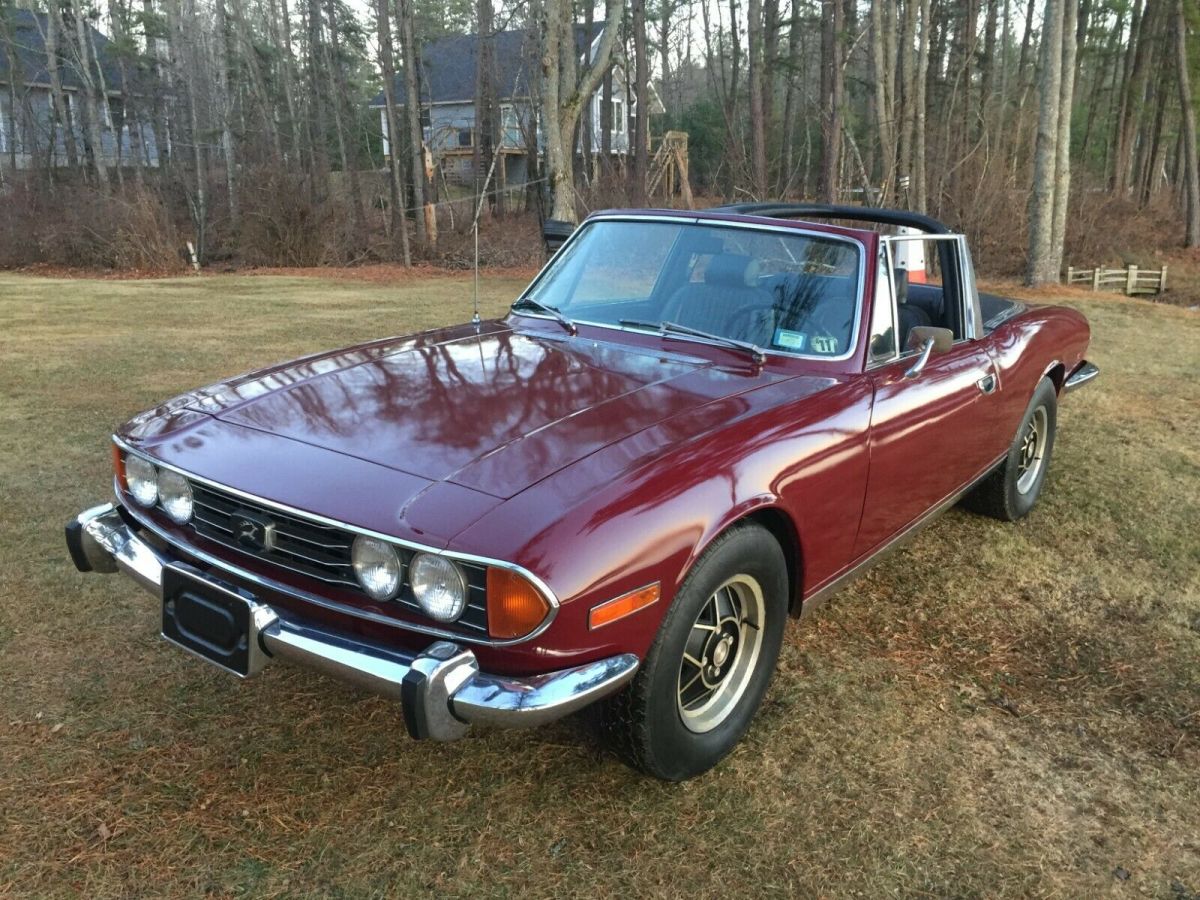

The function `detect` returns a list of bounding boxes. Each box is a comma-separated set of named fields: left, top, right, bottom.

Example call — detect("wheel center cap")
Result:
left=712, top=636, right=732, bottom=667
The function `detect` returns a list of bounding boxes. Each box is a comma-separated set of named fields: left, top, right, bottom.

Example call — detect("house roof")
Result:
left=0, top=8, right=127, bottom=93
left=369, top=24, right=602, bottom=108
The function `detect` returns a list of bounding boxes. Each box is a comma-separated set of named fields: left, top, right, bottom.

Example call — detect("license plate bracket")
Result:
left=161, top=563, right=273, bottom=677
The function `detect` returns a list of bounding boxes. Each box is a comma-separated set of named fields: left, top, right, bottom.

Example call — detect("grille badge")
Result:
left=230, top=511, right=276, bottom=552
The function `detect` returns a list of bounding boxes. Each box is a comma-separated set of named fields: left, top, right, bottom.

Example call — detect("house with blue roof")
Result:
left=0, top=7, right=160, bottom=171
left=369, top=25, right=658, bottom=188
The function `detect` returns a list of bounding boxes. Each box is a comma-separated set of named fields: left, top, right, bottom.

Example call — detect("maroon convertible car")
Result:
left=68, top=204, right=1098, bottom=780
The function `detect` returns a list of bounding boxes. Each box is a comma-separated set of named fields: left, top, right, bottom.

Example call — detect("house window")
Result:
left=458, top=128, right=473, bottom=148
left=612, top=98, right=625, bottom=135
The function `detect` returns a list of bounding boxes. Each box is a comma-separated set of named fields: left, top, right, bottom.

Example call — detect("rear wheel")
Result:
left=963, top=377, right=1058, bottom=521
left=600, top=523, right=788, bottom=781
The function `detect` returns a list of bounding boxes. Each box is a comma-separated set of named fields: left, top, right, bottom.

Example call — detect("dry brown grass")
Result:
left=0, top=272, right=1197, bottom=898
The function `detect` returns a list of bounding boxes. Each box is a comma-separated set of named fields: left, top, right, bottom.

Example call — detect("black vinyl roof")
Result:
left=708, top=203, right=954, bottom=235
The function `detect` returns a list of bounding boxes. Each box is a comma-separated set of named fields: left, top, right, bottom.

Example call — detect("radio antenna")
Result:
left=472, top=144, right=503, bottom=328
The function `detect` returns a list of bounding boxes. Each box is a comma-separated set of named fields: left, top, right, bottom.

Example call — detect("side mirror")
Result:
left=904, top=326, right=954, bottom=379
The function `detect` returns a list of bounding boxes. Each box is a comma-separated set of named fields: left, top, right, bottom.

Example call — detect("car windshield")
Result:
left=519, top=219, right=862, bottom=358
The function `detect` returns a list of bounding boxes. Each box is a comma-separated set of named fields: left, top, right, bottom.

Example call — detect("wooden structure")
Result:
left=1065, top=264, right=1167, bottom=297
left=648, top=131, right=693, bottom=208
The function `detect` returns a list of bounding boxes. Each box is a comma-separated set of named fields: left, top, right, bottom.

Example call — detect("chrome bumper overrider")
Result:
left=66, top=503, right=639, bottom=741
left=1063, top=360, right=1099, bottom=393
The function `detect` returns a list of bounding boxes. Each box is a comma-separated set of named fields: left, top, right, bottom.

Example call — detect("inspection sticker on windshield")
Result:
left=810, top=335, right=840, bottom=354
left=774, top=329, right=807, bottom=351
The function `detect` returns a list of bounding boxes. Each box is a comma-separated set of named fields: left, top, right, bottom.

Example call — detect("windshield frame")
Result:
left=510, top=213, right=868, bottom=363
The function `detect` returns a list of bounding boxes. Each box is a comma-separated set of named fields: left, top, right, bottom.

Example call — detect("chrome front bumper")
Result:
left=66, top=503, right=639, bottom=741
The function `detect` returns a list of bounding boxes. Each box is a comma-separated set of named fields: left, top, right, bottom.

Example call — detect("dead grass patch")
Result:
left=0, top=273, right=1197, bottom=897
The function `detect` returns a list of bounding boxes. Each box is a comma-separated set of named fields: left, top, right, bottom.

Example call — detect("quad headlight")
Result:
left=410, top=552, right=468, bottom=622
left=124, top=453, right=159, bottom=507
left=157, top=468, right=194, bottom=524
left=352, top=535, right=403, bottom=601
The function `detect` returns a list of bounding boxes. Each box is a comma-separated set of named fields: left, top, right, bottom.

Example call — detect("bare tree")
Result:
left=1049, top=0, right=1077, bottom=276
left=396, top=0, right=428, bottom=243
left=376, top=0, right=412, bottom=263
left=1027, top=0, right=1065, bottom=285
left=541, top=0, right=626, bottom=221
left=747, top=0, right=767, bottom=196
left=818, top=0, right=844, bottom=203
left=1175, top=0, right=1199, bottom=245
left=632, top=0, right=650, bottom=204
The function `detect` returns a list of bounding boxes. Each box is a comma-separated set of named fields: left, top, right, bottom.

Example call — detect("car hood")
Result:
left=160, top=322, right=791, bottom=499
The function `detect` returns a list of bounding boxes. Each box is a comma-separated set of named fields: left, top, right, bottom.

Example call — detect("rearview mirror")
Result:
left=904, top=326, right=955, bottom=379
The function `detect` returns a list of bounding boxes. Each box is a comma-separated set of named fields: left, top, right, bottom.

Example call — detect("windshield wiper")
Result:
left=513, top=297, right=577, bottom=335
left=619, top=319, right=766, bottom=365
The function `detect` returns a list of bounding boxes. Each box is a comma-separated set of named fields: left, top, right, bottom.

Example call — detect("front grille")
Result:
left=186, top=481, right=490, bottom=635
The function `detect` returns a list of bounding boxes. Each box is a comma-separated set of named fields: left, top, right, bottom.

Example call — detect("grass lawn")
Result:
left=1, top=270, right=1198, bottom=897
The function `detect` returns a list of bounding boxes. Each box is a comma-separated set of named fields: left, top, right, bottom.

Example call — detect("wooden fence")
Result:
left=1065, top=264, right=1167, bottom=296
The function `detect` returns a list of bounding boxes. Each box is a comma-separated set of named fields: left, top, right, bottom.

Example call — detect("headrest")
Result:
left=704, top=254, right=760, bottom=288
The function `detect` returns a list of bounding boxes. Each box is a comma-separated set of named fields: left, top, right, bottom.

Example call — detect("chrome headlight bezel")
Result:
left=351, top=535, right=404, bottom=601
left=410, top=552, right=468, bottom=622
left=157, top=468, right=194, bottom=524
left=124, top=453, right=159, bottom=507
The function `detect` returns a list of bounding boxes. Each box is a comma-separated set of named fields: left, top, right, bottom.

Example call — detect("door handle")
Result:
left=976, top=373, right=997, bottom=395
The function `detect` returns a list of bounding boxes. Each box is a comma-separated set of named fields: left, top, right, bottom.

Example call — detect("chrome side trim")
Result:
left=69, top=504, right=639, bottom=739
left=1063, top=361, right=1099, bottom=393
left=112, top=435, right=560, bottom=645
left=799, top=453, right=1006, bottom=618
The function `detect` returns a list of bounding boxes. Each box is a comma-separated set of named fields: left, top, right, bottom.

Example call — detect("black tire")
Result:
left=963, top=377, right=1058, bottom=521
left=599, top=523, right=788, bottom=781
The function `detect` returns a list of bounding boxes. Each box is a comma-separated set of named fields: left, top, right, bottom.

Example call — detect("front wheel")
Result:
left=600, top=523, right=788, bottom=781
left=963, top=377, right=1058, bottom=521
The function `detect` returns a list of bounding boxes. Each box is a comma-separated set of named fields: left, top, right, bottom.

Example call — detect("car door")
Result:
left=853, top=234, right=1002, bottom=557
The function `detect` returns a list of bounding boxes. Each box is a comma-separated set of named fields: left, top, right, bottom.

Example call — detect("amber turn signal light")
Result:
left=111, top=443, right=126, bottom=489
left=588, top=583, right=661, bottom=631
left=487, top=568, right=551, bottom=639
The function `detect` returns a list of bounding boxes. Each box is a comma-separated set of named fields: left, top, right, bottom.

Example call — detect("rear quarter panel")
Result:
left=986, top=303, right=1092, bottom=436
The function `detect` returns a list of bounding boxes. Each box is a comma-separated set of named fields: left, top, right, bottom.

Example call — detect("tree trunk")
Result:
left=473, top=0, right=497, bottom=212
left=214, top=0, right=239, bottom=227
left=543, top=0, right=626, bottom=222
left=324, top=0, right=365, bottom=228
left=632, top=0, right=650, bottom=204
left=70, top=0, right=110, bottom=187
left=41, top=4, right=80, bottom=170
left=1114, top=0, right=1157, bottom=194
left=871, top=0, right=896, bottom=199
left=271, top=0, right=304, bottom=164
left=396, top=0, right=428, bottom=244
left=1175, top=0, right=1200, bottom=245
left=376, top=0, right=412, bottom=264
left=582, top=0, right=595, bottom=179
left=747, top=0, right=767, bottom=196
left=914, top=0, right=931, bottom=211
left=1049, top=0, right=1077, bottom=277
left=819, top=0, right=844, bottom=203
left=779, top=8, right=802, bottom=193
left=1027, top=0, right=1064, bottom=285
